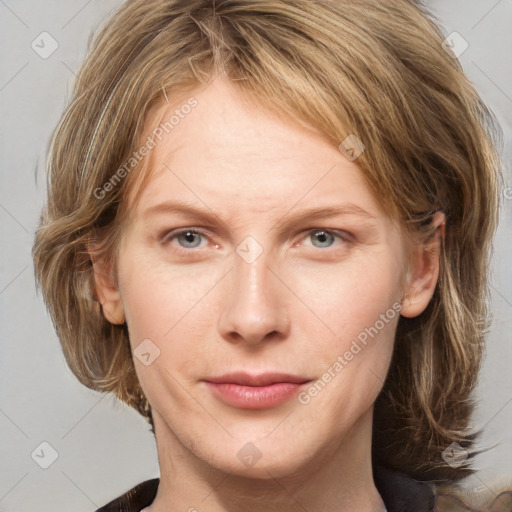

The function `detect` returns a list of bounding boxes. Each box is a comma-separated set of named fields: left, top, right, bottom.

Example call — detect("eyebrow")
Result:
left=142, top=200, right=377, bottom=232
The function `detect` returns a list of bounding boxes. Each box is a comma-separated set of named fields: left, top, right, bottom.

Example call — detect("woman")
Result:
left=32, top=1, right=503, bottom=511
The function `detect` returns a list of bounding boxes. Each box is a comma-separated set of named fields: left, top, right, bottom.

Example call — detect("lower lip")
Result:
left=205, top=382, right=306, bottom=409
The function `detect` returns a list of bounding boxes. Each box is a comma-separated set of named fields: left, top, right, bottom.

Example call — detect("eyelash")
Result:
left=160, top=227, right=353, bottom=254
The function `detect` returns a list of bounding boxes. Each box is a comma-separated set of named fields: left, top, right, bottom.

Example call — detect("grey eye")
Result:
left=310, top=230, right=335, bottom=248
left=176, top=230, right=204, bottom=249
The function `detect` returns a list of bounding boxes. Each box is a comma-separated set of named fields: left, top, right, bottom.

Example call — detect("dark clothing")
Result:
left=95, top=465, right=434, bottom=512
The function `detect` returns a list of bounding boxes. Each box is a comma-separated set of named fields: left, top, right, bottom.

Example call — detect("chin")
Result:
left=189, top=432, right=324, bottom=481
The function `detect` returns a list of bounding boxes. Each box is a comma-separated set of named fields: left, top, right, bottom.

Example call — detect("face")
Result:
left=94, top=77, right=440, bottom=479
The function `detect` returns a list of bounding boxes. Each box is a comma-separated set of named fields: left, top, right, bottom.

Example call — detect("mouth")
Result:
left=203, top=372, right=312, bottom=409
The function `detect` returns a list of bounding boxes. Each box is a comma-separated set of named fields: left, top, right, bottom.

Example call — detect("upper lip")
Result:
left=204, top=372, right=311, bottom=387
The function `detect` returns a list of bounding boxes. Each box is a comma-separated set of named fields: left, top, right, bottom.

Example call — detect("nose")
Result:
left=217, top=243, right=290, bottom=347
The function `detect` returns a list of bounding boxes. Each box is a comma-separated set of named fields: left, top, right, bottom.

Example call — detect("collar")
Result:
left=96, top=465, right=434, bottom=512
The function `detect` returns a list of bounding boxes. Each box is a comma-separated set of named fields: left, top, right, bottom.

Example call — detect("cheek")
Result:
left=119, top=245, right=183, bottom=322
left=289, top=250, right=404, bottom=344
left=117, top=258, right=212, bottom=411
left=118, top=251, right=223, bottom=358
left=118, top=241, right=404, bottom=367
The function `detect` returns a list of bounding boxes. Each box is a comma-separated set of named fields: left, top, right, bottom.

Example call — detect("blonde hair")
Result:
left=32, top=0, right=503, bottom=483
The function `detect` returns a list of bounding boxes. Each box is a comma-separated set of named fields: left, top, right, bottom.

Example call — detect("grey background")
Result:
left=0, top=1, right=510, bottom=510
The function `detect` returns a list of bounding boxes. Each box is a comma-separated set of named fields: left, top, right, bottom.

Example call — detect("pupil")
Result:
left=182, top=231, right=199, bottom=247
left=315, top=231, right=331, bottom=246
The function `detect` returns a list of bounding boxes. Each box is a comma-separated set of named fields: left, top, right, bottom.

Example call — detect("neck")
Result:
left=146, top=407, right=386, bottom=512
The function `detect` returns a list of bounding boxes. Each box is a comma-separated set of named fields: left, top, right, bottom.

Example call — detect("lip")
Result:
left=203, top=372, right=312, bottom=409
left=204, top=371, right=311, bottom=386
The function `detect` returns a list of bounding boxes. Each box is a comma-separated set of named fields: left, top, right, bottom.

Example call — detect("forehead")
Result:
left=125, top=78, right=388, bottom=224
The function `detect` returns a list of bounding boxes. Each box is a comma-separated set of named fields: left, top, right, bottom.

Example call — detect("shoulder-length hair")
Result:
left=32, top=0, right=502, bottom=483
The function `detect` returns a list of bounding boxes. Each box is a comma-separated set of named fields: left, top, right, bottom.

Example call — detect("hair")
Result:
left=32, top=0, right=503, bottom=483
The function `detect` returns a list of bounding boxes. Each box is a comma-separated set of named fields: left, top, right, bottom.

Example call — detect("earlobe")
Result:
left=88, top=243, right=125, bottom=325
left=400, top=211, right=445, bottom=319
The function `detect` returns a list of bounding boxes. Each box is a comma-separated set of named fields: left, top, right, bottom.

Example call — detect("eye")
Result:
left=162, top=228, right=210, bottom=251
left=302, top=229, right=352, bottom=249
left=160, top=227, right=352, bottom=254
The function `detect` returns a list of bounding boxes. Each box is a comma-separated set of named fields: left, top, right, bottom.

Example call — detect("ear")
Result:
left=400, top=211, right=445, bottom=318
left=87, top=241, right=125, bottom=325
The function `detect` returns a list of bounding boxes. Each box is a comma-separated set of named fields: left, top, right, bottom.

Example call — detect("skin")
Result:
left=92, top=77, right=445, bottom=512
